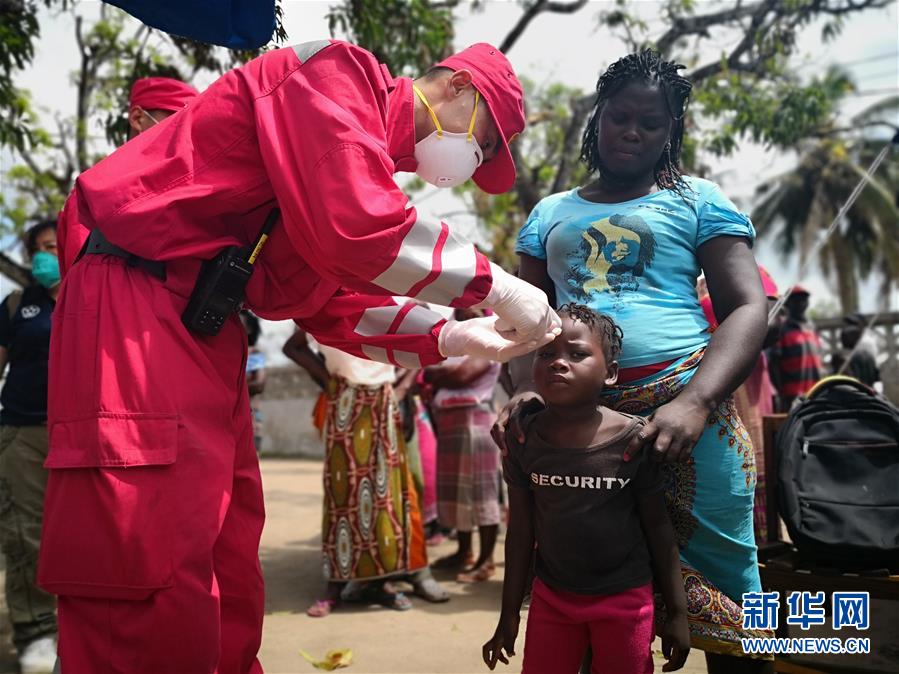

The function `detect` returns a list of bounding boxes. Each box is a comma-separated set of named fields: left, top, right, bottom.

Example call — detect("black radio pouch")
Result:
left=181, top=208, right=279, bottom=336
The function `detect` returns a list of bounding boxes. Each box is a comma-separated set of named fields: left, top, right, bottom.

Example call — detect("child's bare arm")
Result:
left=483, top=485, right=534, bottom=669
left=501, top=485, right=535, bottom=618
left=637, top=490, right=690, bottom=672
left=638, top=490, right=686, bottom=616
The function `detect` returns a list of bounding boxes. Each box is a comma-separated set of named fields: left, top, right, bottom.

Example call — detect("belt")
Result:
left=81, top=229, right=167, bottom=281
left=617, top=358, right=676, bottom=384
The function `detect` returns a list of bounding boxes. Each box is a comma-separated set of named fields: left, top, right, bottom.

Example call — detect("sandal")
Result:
left=374, top=588, right=413, bottom=611
left=456, top=563, right=496, bottom=583
left=412, top=576, right=451, bottom=603
left=305, top=599, right=337, bottom=618
left=431, top=551, right=475, bottom=570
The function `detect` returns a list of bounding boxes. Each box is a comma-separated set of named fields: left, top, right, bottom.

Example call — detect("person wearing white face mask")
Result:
left=43, top=40, right=559, bottom=673
left=405, top=54, right=563, bottom=351
left=412, top=76, right=486, bottom=188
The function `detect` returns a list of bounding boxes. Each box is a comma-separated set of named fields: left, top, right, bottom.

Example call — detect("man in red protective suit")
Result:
left=57, top=76, right=199, bottom=277
left=40, top=40, right=559, bottom=673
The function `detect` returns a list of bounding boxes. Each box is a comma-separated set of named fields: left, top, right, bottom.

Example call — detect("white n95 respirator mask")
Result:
left=413, top=85, right=484, bottom=188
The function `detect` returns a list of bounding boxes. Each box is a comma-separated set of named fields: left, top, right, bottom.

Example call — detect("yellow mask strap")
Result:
left=413, top=85, right=443, bottom=137
left=467, top=90, right=480, bottom=141
left=413, top=85, right=480, bottom=141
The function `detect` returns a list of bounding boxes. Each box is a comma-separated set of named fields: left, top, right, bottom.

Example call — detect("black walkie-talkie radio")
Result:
left=182, top=208, right=280, bottom=336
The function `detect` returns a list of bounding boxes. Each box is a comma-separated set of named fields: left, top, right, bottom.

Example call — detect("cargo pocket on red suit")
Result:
left=38, top=413, right=179, bottom=601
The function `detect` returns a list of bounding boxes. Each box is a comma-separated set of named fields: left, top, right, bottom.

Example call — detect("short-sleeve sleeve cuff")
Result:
left=696, top=204, right=756, bottom=248
left=515, top=212, right=547, bottom=260
left=502, top=452, right=531, bottom=488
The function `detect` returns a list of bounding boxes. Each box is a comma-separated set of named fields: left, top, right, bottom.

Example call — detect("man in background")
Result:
left=771, top=285, right=824, bottom=411
left=831, top=313, right=881, bottom=387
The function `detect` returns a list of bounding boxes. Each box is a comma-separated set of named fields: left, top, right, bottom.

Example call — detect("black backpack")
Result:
left=776, top=376, right=899, bottom=571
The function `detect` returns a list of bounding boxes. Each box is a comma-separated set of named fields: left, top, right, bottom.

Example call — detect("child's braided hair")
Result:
left=581, top=49, right=693, bottom=198
left=558, top=303, right=624, bottom=363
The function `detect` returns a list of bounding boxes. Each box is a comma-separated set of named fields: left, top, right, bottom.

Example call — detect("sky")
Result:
left=1, top=0, right=897, bottom=361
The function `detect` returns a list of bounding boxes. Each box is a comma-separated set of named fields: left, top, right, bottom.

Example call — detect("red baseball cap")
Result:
left=130, top=77, right=199, bottom=113
left=791, top=284, right=811, bottom=297
left=435, top=43, right=525, bottom=195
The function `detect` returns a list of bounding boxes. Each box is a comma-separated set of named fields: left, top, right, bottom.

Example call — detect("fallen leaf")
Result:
left=299, top=648, right=353, bottom=671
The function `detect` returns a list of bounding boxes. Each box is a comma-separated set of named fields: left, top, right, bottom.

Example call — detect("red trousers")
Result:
left=39, top=256, right=265, bottom=673
left=523, top=578, right=654, bottom=674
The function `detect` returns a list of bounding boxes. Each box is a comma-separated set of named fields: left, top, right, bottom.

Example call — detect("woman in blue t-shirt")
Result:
left=498, top=51, right=773, bottom=672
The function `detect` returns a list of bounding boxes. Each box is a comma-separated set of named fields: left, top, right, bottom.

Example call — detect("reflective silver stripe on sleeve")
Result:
left=396, top=305, right=443, bottom=335
left=414, top=230, right=478, bottom=305
left=355, top=306, right=403, bottom=338
left=393, top=351, right=422, bottom=369
left=355, top=304, right=442, bottom=340
left=371, top=218, right=440, bottom=295
left=361, top=345, right=391, bottom=364
left=292, top=40, right=333, bottom=63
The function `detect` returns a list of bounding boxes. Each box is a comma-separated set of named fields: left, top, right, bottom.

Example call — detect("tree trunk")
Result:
left=0, top=252, right=30, bottom=288
left=829, top=231, right=858, bottom=314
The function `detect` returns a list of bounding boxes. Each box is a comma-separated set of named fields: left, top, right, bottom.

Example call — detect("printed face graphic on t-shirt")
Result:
left=567, top=213, right=656, bottom=299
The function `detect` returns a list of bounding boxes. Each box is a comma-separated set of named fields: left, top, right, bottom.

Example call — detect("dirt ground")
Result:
left=261, top=459, right=712, bottom=674
left=0, top=459, right=710, bottom=673
left=0, top=461, right=894, bottom=673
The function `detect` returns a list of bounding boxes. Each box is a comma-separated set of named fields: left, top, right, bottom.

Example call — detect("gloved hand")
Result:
left=438, top=315, right=556, bottom=363
left=475, top=263, right=561, bottom=343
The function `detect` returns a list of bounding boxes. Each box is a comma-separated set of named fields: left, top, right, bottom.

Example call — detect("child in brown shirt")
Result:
left=483, top=304, right=689, bottom=673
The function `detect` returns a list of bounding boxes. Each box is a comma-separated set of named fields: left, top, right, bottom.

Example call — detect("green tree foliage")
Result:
left=696, top=67, right=856, bottom=156
left=327, top=0, right=457, bottom=76
left=0, top=0, right=50, bottom=150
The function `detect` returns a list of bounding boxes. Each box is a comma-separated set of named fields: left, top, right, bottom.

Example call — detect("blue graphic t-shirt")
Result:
left=516, top=177, right=755, bottom=368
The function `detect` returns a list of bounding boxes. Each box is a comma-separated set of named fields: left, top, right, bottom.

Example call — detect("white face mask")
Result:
left=413, top=85, right=484, bottom=189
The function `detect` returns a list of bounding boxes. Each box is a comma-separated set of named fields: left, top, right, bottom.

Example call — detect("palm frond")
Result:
left=852, top=96, right=899, bottom=126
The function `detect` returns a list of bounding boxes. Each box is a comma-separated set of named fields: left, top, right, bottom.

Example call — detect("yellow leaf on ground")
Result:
left=299, top=648, right=353, bottom=671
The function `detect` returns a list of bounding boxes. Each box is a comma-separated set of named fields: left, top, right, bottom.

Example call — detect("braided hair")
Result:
left=581, top=49, right=692, bottom=197
left=558, top=303, right=624, bottom=363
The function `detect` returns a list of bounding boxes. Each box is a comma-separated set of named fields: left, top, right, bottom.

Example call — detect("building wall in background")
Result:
left=256, top=367, right=324, bottom=458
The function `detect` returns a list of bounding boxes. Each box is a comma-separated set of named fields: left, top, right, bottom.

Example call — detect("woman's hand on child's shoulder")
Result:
left=482, top=614, right=521, bottom=670
left=623, top=396, right=708, bottom=464
left=491, top=391, right=544, bottom=455
left=660, top=612, right=691, bottom=672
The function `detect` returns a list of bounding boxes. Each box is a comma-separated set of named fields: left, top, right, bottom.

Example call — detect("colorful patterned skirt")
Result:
left=414, top=397, right=439, bottom=524
left=435, top=403, right=501, bottom=532
left=321, top=376, right=427, bottom=582
left=732, top=383, right=770, bottom=542
left=602, top=349, right=774, bottom=658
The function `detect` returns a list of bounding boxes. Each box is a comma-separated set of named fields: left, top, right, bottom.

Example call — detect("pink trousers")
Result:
left=40, top=257, right=265, bottom=673
left=523, top=578, right=654, bottom=674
